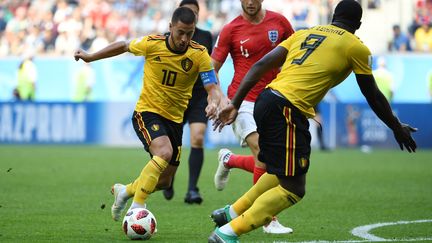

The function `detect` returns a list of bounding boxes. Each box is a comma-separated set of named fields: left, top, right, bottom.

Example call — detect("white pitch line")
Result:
left=351, top=219, right=432, bottom=241
left=275, top=238, right=432, bottom=243
left=274, top=240, right=369, bottom=243
left=273, top=219, right=432, bottom=243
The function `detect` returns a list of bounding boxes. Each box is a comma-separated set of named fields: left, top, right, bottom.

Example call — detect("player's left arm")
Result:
left=230, top=46, right=287, bottom=109
left=356, top=74, right=417, bottom=152
left=200, top=69, right=225, bottom=120
left=351, top=42, right=417, bottom=152
left=212, top=46, right=288, bottom=131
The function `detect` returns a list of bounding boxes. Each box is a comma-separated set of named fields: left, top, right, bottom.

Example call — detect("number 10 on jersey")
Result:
left=162, top=69, right=177, bottom=86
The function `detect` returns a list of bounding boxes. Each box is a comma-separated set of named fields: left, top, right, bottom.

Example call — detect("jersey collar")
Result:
left=165, top=33, right=189, bottom=54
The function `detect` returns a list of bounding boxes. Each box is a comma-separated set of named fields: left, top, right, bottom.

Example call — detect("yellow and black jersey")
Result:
left=268, top=24, right=372, bottom=117
left=129, top=35, right=213, bottom=123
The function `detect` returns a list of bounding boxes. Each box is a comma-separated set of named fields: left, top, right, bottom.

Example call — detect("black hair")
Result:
left=179, top=0, right=199, bottom=10
left=171, top=7, right=196, bottom=25
left=332, top=0, right=362, bottom=30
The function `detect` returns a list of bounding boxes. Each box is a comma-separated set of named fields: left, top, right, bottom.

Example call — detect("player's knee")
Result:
left=156, top=148, right=173, bottom=163
left=191, top=133, right=205, bottom=147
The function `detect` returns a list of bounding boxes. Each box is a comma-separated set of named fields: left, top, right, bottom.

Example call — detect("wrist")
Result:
left=389, top=117, right=402, bottom=131
left=231, top=100, right=241, bottom=110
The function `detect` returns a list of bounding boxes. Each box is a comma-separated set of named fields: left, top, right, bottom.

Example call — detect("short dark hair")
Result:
left=171, top=7, right=196, bottom=25
left=332, top=0, right=362, bottom=29
left=179, top=0, right=199, bottom=10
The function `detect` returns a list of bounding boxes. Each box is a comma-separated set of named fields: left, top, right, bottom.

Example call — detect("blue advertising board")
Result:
left=320, top=102, right=432, bottom=149
left=1, top=102, right=430, bottom=148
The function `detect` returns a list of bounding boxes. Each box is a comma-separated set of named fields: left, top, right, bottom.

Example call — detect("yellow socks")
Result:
left=230, top=185, right=301, bottom=235
left=232, top=173, right=279, bottom=215
left=125, top=156, right=168, bottom=205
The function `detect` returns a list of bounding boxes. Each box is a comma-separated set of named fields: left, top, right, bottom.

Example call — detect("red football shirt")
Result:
left=212, top=10, right=294, bottom=102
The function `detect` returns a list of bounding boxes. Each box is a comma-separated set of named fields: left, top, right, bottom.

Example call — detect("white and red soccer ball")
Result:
left=122, top=208, right=157, bottom=240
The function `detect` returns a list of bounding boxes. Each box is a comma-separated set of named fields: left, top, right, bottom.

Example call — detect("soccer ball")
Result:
left=122, top=208, right=157, bottom=240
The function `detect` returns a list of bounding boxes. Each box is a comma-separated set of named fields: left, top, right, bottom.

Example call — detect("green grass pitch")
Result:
left=0, top=146, right=431, bottom=242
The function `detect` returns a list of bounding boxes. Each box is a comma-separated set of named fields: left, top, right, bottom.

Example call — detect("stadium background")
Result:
left=0, top=0, right=431, bottom=148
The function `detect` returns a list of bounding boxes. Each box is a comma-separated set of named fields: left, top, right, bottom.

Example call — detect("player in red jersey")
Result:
left=212, top=0, right=295, bottom=234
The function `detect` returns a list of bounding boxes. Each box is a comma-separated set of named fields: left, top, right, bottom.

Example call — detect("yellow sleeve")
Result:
left=198, top=51, right=213, bottom=72
left=349, top=42, right=373, bottom=75
left=128, top=36, right=149, bottom=56
left=278, top=35, right=294, bottom=51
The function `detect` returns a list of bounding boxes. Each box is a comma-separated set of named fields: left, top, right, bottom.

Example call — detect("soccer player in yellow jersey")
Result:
left=74, top=7, right=225, bottom=222
left=209, top=1, right=417, bottom=242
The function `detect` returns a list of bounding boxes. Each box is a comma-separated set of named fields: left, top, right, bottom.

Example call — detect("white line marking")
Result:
left=276, top=238, right=432, bottom=243
left=273, top=219, right=432, bottom=243
left=351, top=219, right=432, bottom=241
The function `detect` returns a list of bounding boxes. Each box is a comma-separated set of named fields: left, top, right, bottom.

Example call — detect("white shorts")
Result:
left=232, top=100, right=257, bottom=147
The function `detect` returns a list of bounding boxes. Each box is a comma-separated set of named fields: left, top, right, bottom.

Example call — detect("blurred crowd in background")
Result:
left=0, top=0, right=431, bottom=58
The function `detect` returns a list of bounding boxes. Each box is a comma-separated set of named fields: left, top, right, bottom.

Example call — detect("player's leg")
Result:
left=129, top=113, right=183, bottom=209
left=111, top=112, right=179, bottom=221
left=211, top=172, right=279, bottom=226
left=214, top=147, right=255, bottom=190
left=127, top=135, right=171, bottom=210
left=184, top=122, right=206, bottom=204
left=183, top=91, right=208, bottom=203
left=158, top=164, right=178, bottom=190
left=236, top=102, right=293, bottom=233
left=227, top=102, right=257, bottom=173
left=244, top=131, right=266, bottom=184
left=214, top=102, right=256, bottom=190
left=223, top=176, right=304, bottom=237
left=209, top=89, right=311, bottom=240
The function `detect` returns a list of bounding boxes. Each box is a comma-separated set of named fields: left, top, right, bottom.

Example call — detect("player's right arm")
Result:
left=211, top=24, right=232, bottom=73
left=355, top=74, right=417, bottom=152
left=74, top=41, right=130, bottom=63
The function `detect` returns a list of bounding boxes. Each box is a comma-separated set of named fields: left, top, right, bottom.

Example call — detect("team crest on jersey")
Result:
left=151, top=124, right=160, bottom=132
left=299, top=157, right=309, bottom=169
left=181, top=58, right=193, bottom=72
left=268, top=30, right=279, bottom=46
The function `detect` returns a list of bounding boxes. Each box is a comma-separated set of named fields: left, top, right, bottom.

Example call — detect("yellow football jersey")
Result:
left=268, top=24, right=372, bottom=117
left=129, top=35, right=213, bottom=123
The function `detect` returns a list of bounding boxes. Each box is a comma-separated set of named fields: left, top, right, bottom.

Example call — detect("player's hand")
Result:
left=74, top=49, right=92, bottom=62
left=213, top=103, right=238, bottom=132
left=392, top=123, right=417, bottom=152
left=219, top=96, right=231, bottom=108
left=205, top=102, right=218, bottom=120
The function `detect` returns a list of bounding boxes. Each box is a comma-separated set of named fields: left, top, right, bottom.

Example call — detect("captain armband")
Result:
left=200, top=70, right=218, bottom=86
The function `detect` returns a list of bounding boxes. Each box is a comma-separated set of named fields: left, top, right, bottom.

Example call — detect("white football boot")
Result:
left=263, top=217, right=293, bottom=234
left=111, top=183, right=127, bottom=221
left=214, top=148, right=232, bottom=191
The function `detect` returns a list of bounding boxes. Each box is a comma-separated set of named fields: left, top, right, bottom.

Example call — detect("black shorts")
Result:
left=183, top=88, right=208, bottom=124
left=254, top=89, right=311, bottom=177
left=132, top=111, right=183, bottom=166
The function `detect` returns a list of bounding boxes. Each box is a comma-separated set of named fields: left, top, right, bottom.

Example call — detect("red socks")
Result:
left=253, top=166, right=266, bottom=184
left=225, top=154, right=266, bottom=184
left=226, top=154, right=255, bottom=173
